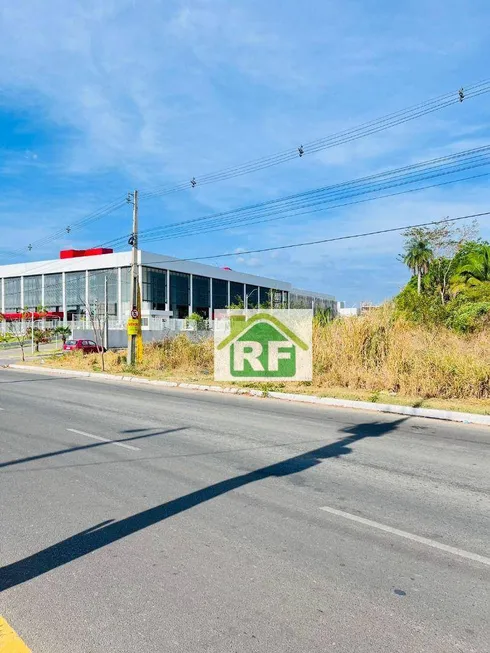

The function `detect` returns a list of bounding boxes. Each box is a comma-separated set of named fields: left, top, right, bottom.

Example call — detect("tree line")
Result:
left=397, top=219, right=490, bottom=332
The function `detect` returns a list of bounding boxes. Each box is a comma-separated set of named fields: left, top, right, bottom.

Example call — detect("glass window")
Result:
left=44, top=273, right=62, bottom=312
left=229, top=281, right=244, bottom=307
left=23, top=275, right=42, bottom=310
left=88, top=269, right=118, bottom=316
left=121, top=267, right=131, bottom=302
left=170, top=271, right=190, bottom=318
left=142, top=267, right=167, bottom=311
left=192, top=275, right=210, bottom=317
left=290, top=292, right=312, bottom=309
left=246, top=285, right=259, bottom=309
left=260, top=287, right=276, bottom=309
left=212, top=278, right=228, bottom=312
left=4, top=277, right=21, bottom=311
left=65, top=271, right=86, bottom=319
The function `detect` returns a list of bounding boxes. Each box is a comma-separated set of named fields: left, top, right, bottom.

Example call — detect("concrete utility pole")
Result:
left=127, top=190, right=139, bottom=365
left=104, top=275, right=109, bottom=350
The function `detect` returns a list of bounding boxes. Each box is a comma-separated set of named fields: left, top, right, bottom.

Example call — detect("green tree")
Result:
left=402, top=238, right=434, bottom=294
left=452, top=244, right=490, bottom=289
left=26, top=327, right=52, bottom=352
left=54, top=325, right=72, bottom=345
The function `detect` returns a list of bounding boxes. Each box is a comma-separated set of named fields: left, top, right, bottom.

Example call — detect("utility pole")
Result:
left=104, top=275, right=109, bottom=350
left=127, top=190, right=139, bottom=365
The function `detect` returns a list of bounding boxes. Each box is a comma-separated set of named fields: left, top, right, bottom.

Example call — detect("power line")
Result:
left=3, top=80, right=489, bottom=263
left=130, top=211, right=490, bottom=266
left=103, top=145, right=490, bottom=249
left=137, top=171, right=490, bottom=249
left=140, top=79, right=490, bottom=200
left=0, top=196, right=128, bottom=262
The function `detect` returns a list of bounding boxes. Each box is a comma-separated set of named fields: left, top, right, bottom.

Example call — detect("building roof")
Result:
left=0, top=249, right=335, bottom=300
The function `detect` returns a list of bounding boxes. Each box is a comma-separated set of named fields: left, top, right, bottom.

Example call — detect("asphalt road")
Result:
left=0, top=369, right=489, bottom=652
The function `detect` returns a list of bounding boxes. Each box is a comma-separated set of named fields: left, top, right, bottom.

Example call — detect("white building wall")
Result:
left=0, top=250, right=336, bottom=321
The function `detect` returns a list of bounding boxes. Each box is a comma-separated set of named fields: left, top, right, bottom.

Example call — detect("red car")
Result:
left=63, top=339, right=106, bottom=354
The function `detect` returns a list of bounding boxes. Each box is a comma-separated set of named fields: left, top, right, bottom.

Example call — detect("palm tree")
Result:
left=452, top=245, right=490, bottom=289
left=403, top=239, right=434, bottom=294
left=54, top=325, right=72, bottom=345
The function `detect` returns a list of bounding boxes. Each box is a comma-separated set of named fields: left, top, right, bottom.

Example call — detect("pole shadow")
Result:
left=0, top=418, right=407, bottom=591
left=0, top=428, right=188, bottom=469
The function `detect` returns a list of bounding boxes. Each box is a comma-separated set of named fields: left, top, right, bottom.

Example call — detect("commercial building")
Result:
left=0, top=248, right=336, bottom=328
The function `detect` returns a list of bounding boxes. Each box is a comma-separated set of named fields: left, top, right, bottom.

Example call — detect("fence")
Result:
left=68, top=317, right=212, bottom=333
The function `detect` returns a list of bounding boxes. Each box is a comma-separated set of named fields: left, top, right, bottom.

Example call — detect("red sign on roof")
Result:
left=60, top=248, right=113, bottom=259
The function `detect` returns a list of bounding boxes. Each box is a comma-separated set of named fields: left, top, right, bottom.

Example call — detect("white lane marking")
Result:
left=319, top=505, right=490, bottom=567
left=67, top=428, right=140, bottom=451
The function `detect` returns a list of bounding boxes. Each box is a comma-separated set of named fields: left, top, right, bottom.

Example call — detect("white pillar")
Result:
left=166, top=269, right=170, bottom=312
left=41, top=274, right=45, bottom=329
left=117, top=267, right=122, bottom=321
left=227, top=280, right=230, bottom=307
left=209, top=278, right=213, bottom=321
left=0, top=279, right=4, bottom=334
left=85, top=270, right=89, bottom=320
left=20, top=276, right=24, bottom=310
left=62, top=272, right=67, bottom=326
left=189, top=273, right=193, bottom=315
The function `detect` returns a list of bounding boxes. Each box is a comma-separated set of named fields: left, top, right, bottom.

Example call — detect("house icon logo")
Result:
left=214, top=310, right=312, bottom=381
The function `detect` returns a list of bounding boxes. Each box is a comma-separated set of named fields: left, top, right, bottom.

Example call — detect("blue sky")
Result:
left=1, top=0, right=489, bottom=303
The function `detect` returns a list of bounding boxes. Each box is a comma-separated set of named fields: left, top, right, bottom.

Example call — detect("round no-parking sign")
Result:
left=131, top=308, right=139, bottom=319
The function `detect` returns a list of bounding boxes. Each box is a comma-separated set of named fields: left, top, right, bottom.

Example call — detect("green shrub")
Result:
left=446, top=301, right=490, bottom=333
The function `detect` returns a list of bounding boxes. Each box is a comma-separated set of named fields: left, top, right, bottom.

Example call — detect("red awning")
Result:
left=0, top=311, right=64, bottom=321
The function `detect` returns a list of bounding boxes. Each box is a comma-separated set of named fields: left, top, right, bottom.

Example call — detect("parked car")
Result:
left=63, top=339, right=106, bottom=354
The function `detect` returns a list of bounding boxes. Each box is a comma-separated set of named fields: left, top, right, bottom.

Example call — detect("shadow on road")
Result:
left=0, top=417, right=406, bottom=591
left=0, top=428, right=188, bottom=469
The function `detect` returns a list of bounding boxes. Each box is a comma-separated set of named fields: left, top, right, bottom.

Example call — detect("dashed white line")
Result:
left=319, top=505, right=490, bottom=567
left=66, top=428, right=140, bottom=451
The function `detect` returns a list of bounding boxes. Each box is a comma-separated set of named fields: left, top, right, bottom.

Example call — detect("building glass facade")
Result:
left=245, top=284, right=259, bottom=309
left=4, top=277, right=21, bottom=312
left=142, top=267, right=167, bottom=311
left=65, top=271, right=86, bottom=319
left=192, top=275, right=210, bottom=317
left=230, top=281, right=244, bottom=307
left=212, top=278, right=228, bottom=312
left=44, top=274, right=62, bottom=312
left=88, top=268, right=118, bottom=316
left=23, top=275, right=42, bottom=309
left=170, top=271, right=190, bottom=318
left=0, top=252, right=336, bottom=328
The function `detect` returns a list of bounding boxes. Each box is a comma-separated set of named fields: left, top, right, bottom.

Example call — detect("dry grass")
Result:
left=312, top=305, right=490, bottom=399
left=42, top=306, right=490, bottom=411
left=50, top=334, right=214, bottom=379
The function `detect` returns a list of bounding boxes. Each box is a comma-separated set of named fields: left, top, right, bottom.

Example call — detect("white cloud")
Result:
left=1, top=0, right=489, bottom=302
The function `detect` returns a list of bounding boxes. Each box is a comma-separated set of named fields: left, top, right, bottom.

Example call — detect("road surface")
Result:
left=0, top=368, right=488, bottom=652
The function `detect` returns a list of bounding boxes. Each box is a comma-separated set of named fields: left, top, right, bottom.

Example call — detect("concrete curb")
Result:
left=7, top=364, right=490, bottom=426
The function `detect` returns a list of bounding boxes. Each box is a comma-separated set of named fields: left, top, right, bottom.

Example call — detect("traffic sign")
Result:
left=131, top=308, right=139, bottom=319
left=127, top=318, right=140, bottom=336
